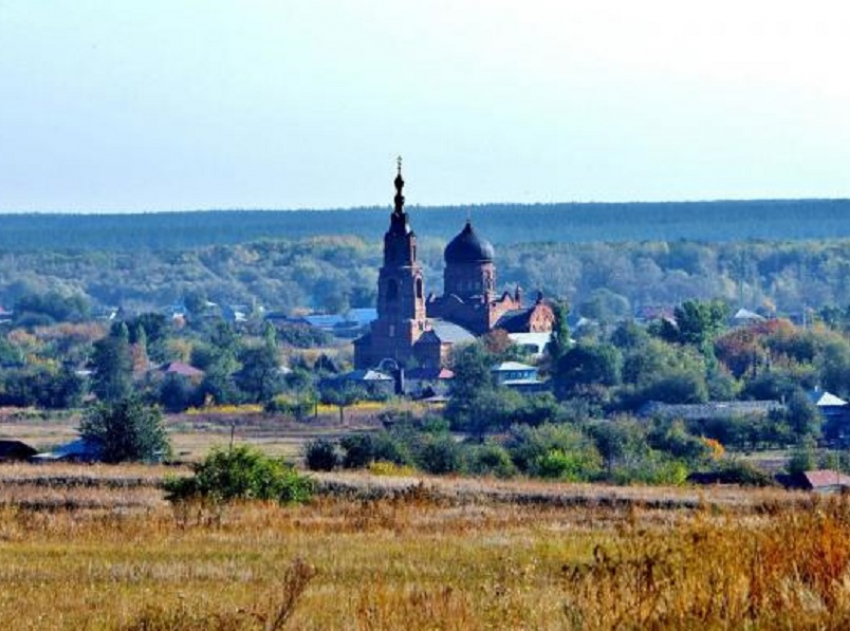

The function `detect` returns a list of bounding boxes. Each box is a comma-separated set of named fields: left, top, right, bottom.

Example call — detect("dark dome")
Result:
left=445, top=221, right=494, bottom=265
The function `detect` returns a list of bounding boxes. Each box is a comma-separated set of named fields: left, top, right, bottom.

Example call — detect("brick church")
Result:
left=353, top=160, right=555, bottom=370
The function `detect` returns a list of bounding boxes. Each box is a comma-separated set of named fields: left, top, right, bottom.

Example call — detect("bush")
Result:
left=467, top=443, right=517, bottom=479
left=609, top=452, right=690, bottom=486
left=164, top=446, right=314, bottom=504
left=333, top=431, right=414, bottom=471
left=535, top=449, right=591, bottom=481
left=417, top=435, right=464, bottom=475
left=370, top=432, right=413, bottom=466
left=506, top=423, right=602, bottom=480
left=304, top=438, right=339, bottom=471
left=689, top=459, right=776, bottom=486
left=340, top=434, right=375, bottom=469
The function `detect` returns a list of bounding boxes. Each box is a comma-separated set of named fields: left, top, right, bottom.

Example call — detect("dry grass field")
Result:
left=0, top=462, right=848, bottom=629
left=0, top=407, right=384, bottom=462
left=2, top=410, right=850, bottom=628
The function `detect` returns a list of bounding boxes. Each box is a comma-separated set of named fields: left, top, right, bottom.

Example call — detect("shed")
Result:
left=801, top=470, right=850, bottom=494
left=31, top=439, right=103, bottom=463
left=0, top=440, right=38, bottom=461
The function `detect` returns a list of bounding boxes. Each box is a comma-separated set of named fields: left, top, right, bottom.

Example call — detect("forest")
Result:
left=2, top=198, right=850, bottom=250
left=1, top=200, right=849, bottom=317
left=3, top=232, right=850, bottom=318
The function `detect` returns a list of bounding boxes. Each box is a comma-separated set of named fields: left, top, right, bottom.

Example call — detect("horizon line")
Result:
left=0, top=197, right=846, bottom=216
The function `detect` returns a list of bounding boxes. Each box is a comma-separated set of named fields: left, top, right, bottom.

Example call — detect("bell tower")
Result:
left=377, top=157, right=426, bottom=323
left=354, top=158, right=429, bottom=368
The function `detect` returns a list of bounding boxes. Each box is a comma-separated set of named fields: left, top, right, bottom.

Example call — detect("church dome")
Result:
left=444, top=221, right=494, bottom=265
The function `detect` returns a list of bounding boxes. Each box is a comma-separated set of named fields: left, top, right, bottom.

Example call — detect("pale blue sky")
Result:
left=0, top=1, right=848, bottom=212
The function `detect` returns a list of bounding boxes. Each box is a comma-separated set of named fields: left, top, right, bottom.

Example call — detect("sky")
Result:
left=0, top=0, right=848, bottom=212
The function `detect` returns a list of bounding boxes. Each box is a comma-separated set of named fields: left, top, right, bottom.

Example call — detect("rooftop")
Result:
left=444, top=221, right=495, bottom=265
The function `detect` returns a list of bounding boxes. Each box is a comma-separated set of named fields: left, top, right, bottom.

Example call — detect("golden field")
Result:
left=0, top=407, right=385, bottom=462
left=0, top=463, right=849, bottom=629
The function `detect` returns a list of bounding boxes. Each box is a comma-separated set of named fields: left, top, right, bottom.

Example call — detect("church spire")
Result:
left=388, top=156, right=411, bottom=236
left=393, top=156, right=405, bottom=216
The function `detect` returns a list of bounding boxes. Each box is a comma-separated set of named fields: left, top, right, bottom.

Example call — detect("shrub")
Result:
left=506, top=423, right=602, bottom=480
left=709, top=459, right=776, bottom=486
left=535, top=449, right=590, bottom=481
left=610, top=453, right=690, bottom=486
left=417, top=435, right=464, bottom=475
left=304, top=438, right=339, bottom=471
left=467, top=443, right=517, bottom=479
left=340, top=434, right=375, bottom=469
left=164, top=446, right=314, bottom=504
left=370, top=432, right=413, bottom=466
left=336, top=431, right=412, bottom=470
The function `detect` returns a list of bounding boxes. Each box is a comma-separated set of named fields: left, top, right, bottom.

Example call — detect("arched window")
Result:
left=415, top=278, right=423, bottom=299
left=387, top=279, right=399, bottom=302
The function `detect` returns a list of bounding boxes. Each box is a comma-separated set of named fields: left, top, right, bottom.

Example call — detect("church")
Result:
left=353, top=160, right=555, bottom=371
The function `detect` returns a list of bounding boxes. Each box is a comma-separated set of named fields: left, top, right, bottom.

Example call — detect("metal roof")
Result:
left=428, top=319, right=476, bottom=344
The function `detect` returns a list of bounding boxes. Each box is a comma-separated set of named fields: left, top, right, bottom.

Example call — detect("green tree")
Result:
left=448, top=343, right=494, bottom=402
left=129, top=313, right=170, bottom=363
left=90, top=324, right=133, bottom=402
left=158, top=373, right=196, bottom=412
left=197, top=321, right=242, bottom=405
left=661, top=299, right=729, bottom=348
left=444, top=343, right=503, bottom=433
left=13, top=291, right=91, bottom=325
left=588, top=418, right=650, bottom=477
left=554, top=341, right=622, bottom=400
left=236, top=345, right=283, bottom=404
left=786, top=389, right=822, bottom=440
left=818, top=338, right=850, bottom=398
left=578, top=288, right=631, bottom=324
left=610, top=320, right=650, bottom=351
left=0, top=366, right=86, bottom=409
left=80, top=397, right=170, bottom=463
left=639, top=371, right=708, bottom=405
left=320, top=382, right=366, bottom=424
left=547, top=300, right=572, bottom=363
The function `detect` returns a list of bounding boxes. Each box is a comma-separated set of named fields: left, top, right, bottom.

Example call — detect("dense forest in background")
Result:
left=2, top=199, right=850, bottom=250
left=3, top=232, right=850, bottom=317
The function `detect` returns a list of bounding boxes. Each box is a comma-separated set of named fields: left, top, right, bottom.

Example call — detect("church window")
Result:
left=415, top=278, right=423, bottom=299
left=389, top=325, right=395, bottom=337
left=387, top=279, right=399, bottom=302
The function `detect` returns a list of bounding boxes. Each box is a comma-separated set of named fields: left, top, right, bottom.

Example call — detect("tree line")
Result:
left=1, top=199, right=849, bottom=250
left=5, top=236, right=850, bottom=317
